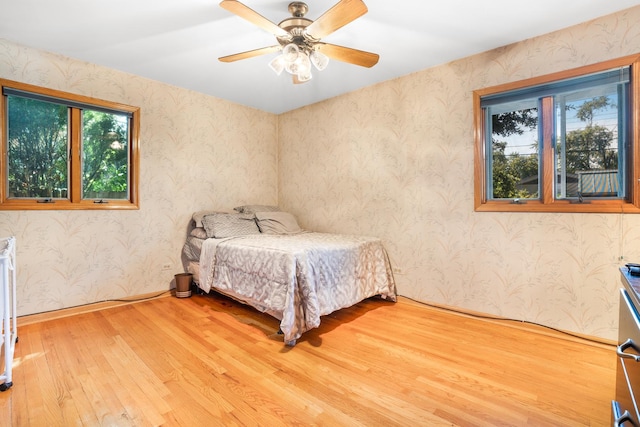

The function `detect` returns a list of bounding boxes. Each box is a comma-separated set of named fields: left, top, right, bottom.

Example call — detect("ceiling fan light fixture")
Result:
left=297, top=71, right=312, bottom=82
left=297, top=53, right=312, bottom=74
left=218, top=1, right=378, bottom=84
left=310, top=50, right=329, bottom=71
left=281, top=43, right=300, bottom=63
left=284, top=51, right=310, bottom=75
left=269, top=56, right=285, bottom=75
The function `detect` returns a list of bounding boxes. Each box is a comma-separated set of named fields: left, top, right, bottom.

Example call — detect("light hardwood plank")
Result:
left=0, top=293, right=615, bottom=426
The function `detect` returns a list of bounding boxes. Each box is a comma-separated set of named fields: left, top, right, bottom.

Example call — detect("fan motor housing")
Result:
left=288, top=2, right=308, bottom=17
left=277, top=2, right=315, bottom=48
left=278, top=17, right=312, bottom=33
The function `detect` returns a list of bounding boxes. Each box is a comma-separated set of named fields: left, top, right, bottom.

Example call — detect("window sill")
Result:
left=0, top=201, right=139, bottom=210
left=474, top=199, right=640, bottom=213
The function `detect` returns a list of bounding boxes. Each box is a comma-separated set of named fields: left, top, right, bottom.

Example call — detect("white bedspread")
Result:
left=198, top=232, right=396, bottom=344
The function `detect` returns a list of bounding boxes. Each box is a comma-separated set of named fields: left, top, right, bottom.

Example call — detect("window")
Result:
left=474, top=55, right=640, bottom=213
left=0, top=79, right=139, bottom=210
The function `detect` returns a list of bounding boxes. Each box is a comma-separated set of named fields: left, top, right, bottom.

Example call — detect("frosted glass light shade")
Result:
left=269, top=56, right=285, bottom=75
left=297, top=71, right=312, bottom=82
left=310, top=51, right=329, bottom=71
left=282, top=43, right=299, bottom=63
left=270, top=43, right=328, bottom=82
left=286, top=52, right=311, bottom=76
left=297, top=53, right=311, bottom=74
left=269, top=56, right=284, bottom=75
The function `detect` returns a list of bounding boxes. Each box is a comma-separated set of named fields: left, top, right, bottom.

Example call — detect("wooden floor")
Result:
left=0, top=292, right=615, bottom=426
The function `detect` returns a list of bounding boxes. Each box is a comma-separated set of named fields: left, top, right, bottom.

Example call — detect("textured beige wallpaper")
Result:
left=0, top=39, right=278, bottom=316
left=278, top=6, right=640, bottom=341
left=2, top=6, right=640, bottom=341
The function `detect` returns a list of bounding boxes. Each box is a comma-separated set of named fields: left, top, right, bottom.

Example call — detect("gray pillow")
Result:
left=201, top=213, right=260, bottom=238
left=192, top=210, right=229, bottom=228
left=234, top=204, right=280, bottom=215
left=255, top=211, right=302, bottom=234
left=190, top=227, right=207, bottom=239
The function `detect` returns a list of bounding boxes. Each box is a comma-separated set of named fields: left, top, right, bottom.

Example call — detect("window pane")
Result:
left=6, top=96, right=69, bottom=199
left=82, top=109, right=129, bottom=200
left=554, top=84, right=626, bottom=199
left=487, top=101, right=539, bottom=199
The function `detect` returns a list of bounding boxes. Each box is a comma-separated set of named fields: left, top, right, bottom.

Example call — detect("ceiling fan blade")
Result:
left=219, top=46, right=281, bottom=62
left=316, top=43, right=379, bottom=68
left=219, top=0, right=289, bottom=37
left=305, top=0, right=368, bottom=40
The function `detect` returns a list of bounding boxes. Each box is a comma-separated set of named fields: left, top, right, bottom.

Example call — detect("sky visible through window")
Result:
left=500, top=94, right=619, bottom=163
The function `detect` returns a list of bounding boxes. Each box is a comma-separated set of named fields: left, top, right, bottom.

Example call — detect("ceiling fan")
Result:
left=218, top=0, right=379, bottom=83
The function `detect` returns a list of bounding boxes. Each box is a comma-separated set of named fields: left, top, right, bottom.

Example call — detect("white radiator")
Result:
left=0, top=237, right=17, bottom=392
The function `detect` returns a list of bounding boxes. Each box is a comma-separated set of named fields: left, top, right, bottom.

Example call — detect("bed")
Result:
left=181, top=205, right=397, bottom=345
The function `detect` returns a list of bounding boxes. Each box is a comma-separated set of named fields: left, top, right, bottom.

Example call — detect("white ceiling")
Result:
left=2, top=0, right=639, bottom=114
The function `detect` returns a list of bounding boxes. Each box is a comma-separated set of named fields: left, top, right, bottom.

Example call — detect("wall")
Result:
left=278, top=6, right=640, bottom=341
left=0, top=39, right=278, bottom=316
left=2, top=7, right=639, bottom=340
